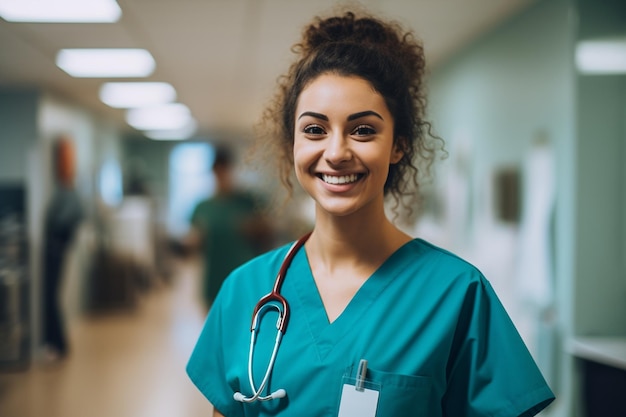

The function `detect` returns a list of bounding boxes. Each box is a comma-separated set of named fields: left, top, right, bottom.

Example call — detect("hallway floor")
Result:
left=0, top=258, right=212, bottom=417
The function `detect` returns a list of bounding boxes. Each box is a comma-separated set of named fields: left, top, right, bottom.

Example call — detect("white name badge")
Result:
left=337, top=383, right=379, bottom=417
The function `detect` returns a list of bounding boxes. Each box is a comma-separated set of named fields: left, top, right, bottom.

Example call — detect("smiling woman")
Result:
left=186, top=9, right=555, bottom=417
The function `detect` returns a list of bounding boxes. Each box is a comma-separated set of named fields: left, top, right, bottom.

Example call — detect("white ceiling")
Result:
left=0, top=0, right=538, bottom=140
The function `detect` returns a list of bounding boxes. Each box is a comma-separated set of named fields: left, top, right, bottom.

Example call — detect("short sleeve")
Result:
left=443, top=276, right=555, bottom=417
left=186, top=288, right=244, bottom=417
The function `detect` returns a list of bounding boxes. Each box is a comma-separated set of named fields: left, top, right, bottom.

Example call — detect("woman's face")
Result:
left=293, top=73, right=403, bottom=218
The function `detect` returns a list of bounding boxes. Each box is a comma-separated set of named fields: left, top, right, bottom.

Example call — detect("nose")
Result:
left=324, top=132, right=352, bottom=164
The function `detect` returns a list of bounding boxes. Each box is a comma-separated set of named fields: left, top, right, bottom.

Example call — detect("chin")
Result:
left=315, top=201, right=362, bottom=217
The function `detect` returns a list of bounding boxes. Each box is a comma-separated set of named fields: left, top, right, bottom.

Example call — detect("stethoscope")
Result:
left=233, top=232, right=312, bottom=403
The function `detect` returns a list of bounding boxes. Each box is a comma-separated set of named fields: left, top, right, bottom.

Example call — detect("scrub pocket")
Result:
left=339, top=366, right=433, bottom=417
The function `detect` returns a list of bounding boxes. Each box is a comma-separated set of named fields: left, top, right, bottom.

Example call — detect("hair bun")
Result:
left=300, top=11, right=400, bottom=54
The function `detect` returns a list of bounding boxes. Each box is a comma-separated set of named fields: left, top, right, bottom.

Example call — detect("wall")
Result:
left=573, top=0, right=626, bottom=337
left=121, top=137, right=176, bottom=237
left=574, top=76, right=626, bottom=336
left=0, top=88, right=39, bottom=182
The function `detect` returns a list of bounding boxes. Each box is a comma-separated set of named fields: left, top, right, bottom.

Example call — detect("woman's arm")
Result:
left=213, top=409, right=225, bottom=417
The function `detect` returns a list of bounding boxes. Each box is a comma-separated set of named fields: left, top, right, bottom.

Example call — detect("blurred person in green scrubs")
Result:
left=187, top=145, right=272, bottom=310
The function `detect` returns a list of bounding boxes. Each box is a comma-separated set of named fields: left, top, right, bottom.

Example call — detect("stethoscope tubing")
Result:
left=234, top=232, right=312, bottom=403
left=242, top=305, right=284, bottom=402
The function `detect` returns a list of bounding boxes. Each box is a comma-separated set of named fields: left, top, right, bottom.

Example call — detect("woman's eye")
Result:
left=352, top=125, right=376, bottom=136
left=303, top=124, right=325, bottom=135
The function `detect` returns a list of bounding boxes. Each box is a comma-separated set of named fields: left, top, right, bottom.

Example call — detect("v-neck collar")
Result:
left=286, top=240, right=416, bottom=361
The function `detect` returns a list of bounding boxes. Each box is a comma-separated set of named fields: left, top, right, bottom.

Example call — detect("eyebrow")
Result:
left=347, top=111, right=384, bottom=121
left=297, top=111, right=328, bottom=121
left=297, top=110, right=384, bottom=121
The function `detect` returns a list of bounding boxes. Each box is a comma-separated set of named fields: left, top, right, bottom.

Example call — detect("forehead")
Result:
left=296, top=74, right=389, bottom=115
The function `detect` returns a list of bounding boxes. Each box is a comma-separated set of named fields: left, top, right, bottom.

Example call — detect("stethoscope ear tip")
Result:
left=233, top=389, right=287, bottom=402
left=272, top=389, right=287, bottom=399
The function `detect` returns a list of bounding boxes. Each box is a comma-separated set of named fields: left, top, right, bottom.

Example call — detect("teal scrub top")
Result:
left=187, top=238, right=555, bottom=417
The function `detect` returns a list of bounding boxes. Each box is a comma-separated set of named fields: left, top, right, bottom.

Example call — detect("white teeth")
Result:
left=322, top=174, right=359, bottom=185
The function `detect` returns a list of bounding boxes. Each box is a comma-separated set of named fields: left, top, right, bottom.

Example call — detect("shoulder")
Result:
left=192, top=198, right=211, bottom=212
left=190, top=199, right=209, bottom=222
left=402, top=238, right=486, bottom=285
left=384, top=239, right=500, bottom=321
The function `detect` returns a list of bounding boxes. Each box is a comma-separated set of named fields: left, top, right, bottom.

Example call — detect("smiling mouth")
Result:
left=320, top=173, right=363, bottom=185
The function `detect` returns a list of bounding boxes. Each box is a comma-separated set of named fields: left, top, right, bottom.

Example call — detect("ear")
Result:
left=390, top=138, right=406, bottom=164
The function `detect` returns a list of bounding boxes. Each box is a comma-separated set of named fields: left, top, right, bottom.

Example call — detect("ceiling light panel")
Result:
left=56, top=49, right=155, bottom=77
left=126, top=103, right=193, bottom=131
left=576, top=38, right=626, bottom=74
left=144, top=119, right=198, bottom=141
left=0, top=0, right=122, bottom=23
left=100, top=82, right=177, bottom=108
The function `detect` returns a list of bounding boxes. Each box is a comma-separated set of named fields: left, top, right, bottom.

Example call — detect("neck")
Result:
left=306, top=206, right=411, bottom=273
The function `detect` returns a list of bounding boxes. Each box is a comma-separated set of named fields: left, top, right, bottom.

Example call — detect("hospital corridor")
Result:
left=0, top=256, right=213, bottom=417
left=2, top=0, right=626, bottom=416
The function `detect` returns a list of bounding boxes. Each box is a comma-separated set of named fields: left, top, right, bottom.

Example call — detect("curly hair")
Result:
left=255, top=9, right=443, bottom=215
